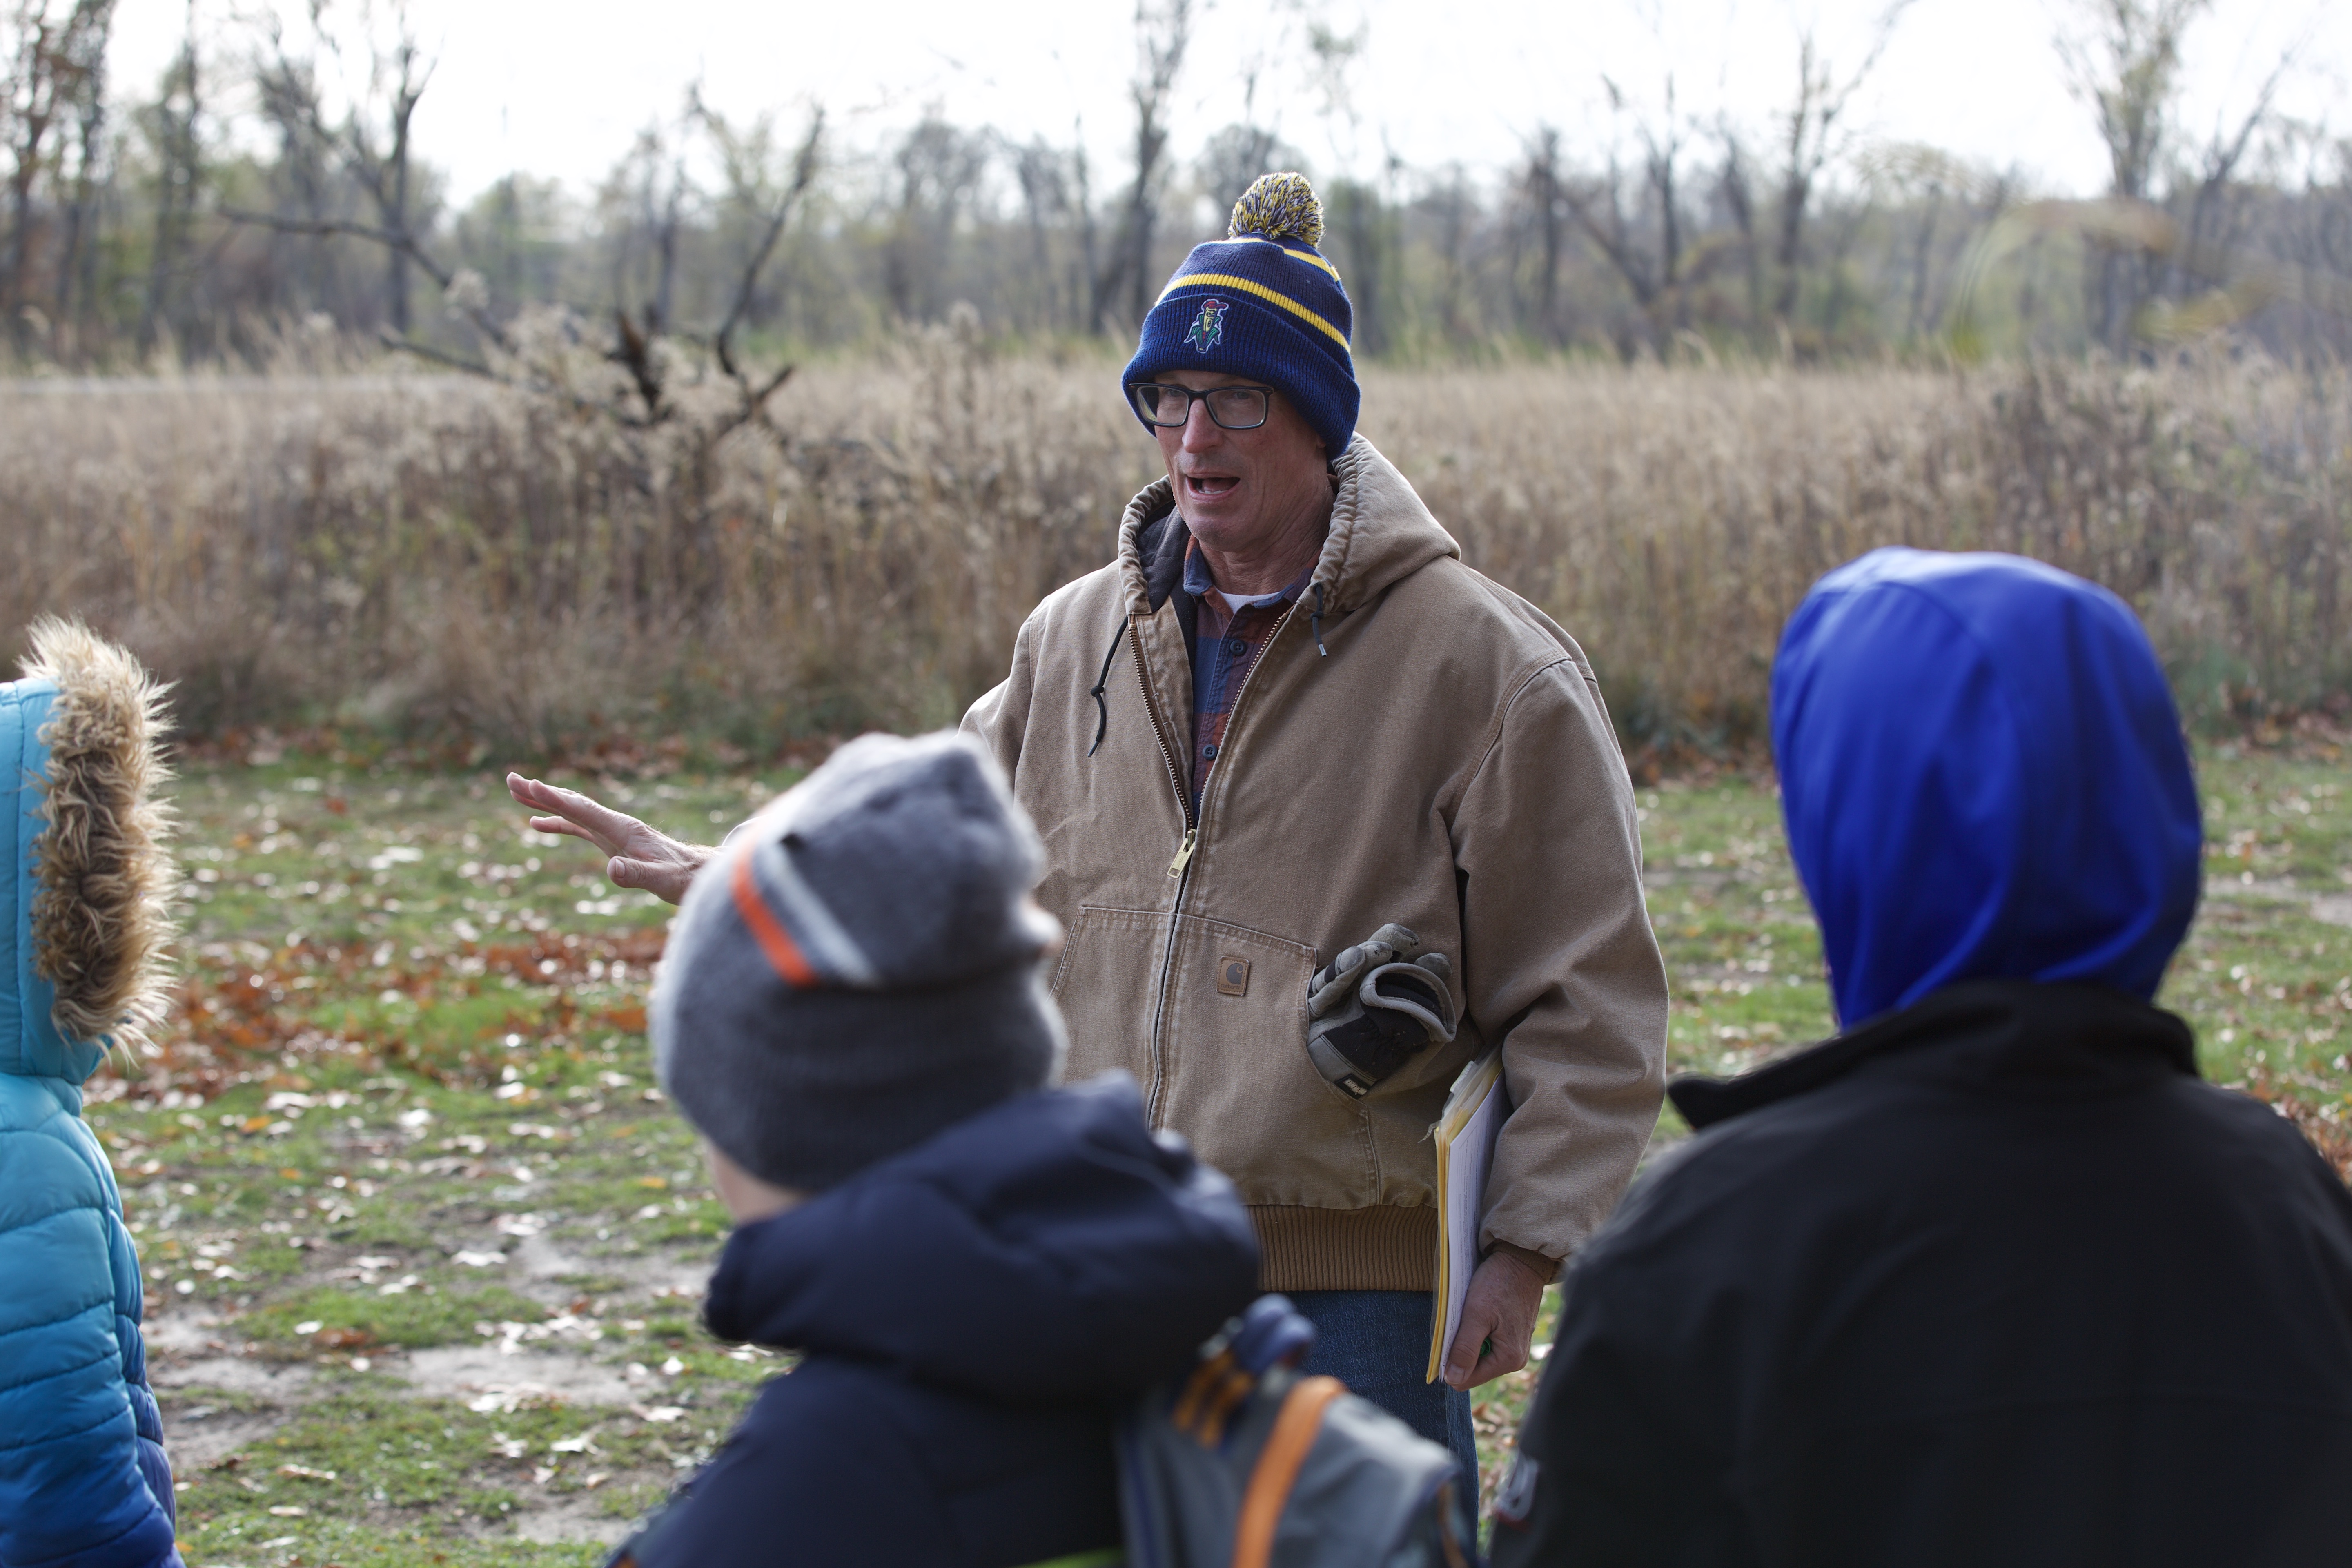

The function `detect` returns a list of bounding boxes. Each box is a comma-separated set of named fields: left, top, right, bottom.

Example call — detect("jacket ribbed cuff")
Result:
left=1248, top=1204, right=1437, bottom=1293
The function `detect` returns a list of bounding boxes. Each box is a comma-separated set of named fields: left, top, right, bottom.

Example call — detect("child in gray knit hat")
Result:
left=617, top=731, right=1259, bottom=1568
left=653, top=728, right=1069, bottom=1195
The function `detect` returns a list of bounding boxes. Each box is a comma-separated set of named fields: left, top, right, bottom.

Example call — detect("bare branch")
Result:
left=220, top=204, right=516, bottom=352
left=220, top=206, right=450, bottom=288
left=711, top=107, right=824, bottom=379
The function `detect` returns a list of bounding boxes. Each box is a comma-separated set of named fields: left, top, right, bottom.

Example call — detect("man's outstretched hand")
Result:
left=506, top=772, right=715, bottom=906
left=1442, top=1247, right=1553, bottom=1390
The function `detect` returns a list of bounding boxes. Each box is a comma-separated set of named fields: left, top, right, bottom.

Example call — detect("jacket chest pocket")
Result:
left=1152, top=915, right=1378, bottom=1205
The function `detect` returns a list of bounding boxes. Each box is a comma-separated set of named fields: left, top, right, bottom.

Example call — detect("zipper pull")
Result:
left=1167, top=828, right=1198, bottom=878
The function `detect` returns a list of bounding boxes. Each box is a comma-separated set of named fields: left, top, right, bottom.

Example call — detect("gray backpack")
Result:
left=1115, top=1296, right=1475, bottom=1568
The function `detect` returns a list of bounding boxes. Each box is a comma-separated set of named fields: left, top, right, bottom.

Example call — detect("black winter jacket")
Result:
left=1492, top=980, right=2352, bottom=1568
left=623, top=1072, right=1260, bottom=1568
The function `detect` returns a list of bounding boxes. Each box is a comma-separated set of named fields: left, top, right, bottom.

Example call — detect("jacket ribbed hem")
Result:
left=1249, top=1204, right=1436, bottom=1293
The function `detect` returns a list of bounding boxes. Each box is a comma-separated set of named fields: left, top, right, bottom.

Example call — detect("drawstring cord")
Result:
left=1091, top=579, right=1322, bottom=760
left=1087, top=619, right=1130, bottom=757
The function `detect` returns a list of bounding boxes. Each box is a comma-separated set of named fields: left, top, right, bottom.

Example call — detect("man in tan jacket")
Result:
left=967, top=173, right=1666, bottom=1486
left=508, top=174, right=1667, bottom=1490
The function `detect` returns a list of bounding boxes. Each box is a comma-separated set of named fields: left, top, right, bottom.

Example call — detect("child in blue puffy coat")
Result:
left=1, top=619, right=182, bottom=1568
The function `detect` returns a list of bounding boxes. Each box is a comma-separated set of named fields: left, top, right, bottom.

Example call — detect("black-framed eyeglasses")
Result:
left=1128, top=383, right=1272, bottom=430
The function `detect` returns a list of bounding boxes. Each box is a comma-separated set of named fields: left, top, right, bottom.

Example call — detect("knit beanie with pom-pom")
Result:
left=650, top=730, right=1069, bottom=1194
left=1120, top=172, right=1358, bottom=459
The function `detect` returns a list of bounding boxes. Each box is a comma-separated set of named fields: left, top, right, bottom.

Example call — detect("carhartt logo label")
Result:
left=1216, top=954, right=1251, bottom=996
left=1185, top=297, right=1228, bottom=352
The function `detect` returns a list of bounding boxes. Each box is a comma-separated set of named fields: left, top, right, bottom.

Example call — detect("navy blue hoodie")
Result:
left=625, top=1071, right=1259, bottom=1568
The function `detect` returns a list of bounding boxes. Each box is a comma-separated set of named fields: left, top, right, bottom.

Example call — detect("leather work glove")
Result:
left=1305, top=923, right=1458, bottom=1099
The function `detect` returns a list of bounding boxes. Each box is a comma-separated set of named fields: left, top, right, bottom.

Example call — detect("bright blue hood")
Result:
left=1771, top=548, right=2202, bottom=1029
left=1, top=674, right=105, bottom=1085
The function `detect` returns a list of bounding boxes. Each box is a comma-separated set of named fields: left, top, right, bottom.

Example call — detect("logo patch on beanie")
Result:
left=1184, top=297, right=1228, bottom=352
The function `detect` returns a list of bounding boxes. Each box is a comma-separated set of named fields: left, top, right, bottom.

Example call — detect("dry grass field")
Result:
left=4, top=347, right=2346, bottom=762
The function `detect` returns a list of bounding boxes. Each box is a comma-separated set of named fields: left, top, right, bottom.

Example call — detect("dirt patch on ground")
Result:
left=402, top=1345, right=644, bottom=1406
left=143, top=1310, right=227, bottom=1355
left=152, top=1407, right=284, bottom=1470
left=510, top=1494, right=632, bottom=1547
left=152, top=1356, right=316, bottom=1399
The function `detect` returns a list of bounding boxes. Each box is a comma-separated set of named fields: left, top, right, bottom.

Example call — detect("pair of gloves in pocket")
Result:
left=1305, top=923, right=1459, bottom=1099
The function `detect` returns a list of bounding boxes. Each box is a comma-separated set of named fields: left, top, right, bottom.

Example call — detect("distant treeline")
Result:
left=3, top=0, right=2349, bottom=370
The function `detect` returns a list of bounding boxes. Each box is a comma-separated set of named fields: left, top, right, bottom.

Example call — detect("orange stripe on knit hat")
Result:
left=731, top=851, right=821, bottom=989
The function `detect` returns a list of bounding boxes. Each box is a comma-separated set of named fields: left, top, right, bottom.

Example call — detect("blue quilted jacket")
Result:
left=0, top=675, right=180, bottom=1568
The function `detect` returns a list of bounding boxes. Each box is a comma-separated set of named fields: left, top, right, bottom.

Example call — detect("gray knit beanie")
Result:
left=650, top=730, right=1067, bottom=1192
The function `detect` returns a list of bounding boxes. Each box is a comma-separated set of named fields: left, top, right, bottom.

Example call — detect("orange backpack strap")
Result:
left=1230, top=1375, right=1346, bottom=1568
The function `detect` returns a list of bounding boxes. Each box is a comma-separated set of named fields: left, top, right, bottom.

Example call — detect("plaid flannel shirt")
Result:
left=1182, top=539, right=1313, bottom=810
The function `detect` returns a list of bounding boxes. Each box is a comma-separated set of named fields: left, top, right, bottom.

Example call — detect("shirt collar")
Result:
left=1182, top=537, right=1314, bottom=607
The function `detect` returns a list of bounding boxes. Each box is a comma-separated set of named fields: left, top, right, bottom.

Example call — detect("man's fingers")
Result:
left=507, top=772, right=642, bottom=855
left=506, top=771, right=563, bottom=810
left=527, top=815, right=599, bottom=843
left=1447, top=1333, right=1528, bottom=1390
left=1443, top=1305, right=1496, bottom=1388
left=608, top=856, right=692, bottom=907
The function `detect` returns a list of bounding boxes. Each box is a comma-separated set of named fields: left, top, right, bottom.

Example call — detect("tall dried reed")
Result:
left=3, top=339, right=2345, bottom=757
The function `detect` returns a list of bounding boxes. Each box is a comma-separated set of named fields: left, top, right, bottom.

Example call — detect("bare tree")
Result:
left=1858, top=143, right=2008, bottom=343
left=251, top=38, right=343, bottom=315
left=1515, top=127, right=1569, bottom=343
left=883, top=116, right=987, bottom=324
left=1713, top=129, right=1767, bottom=330
left=1071, top=124, right=1105, bottom=337
left=237, top=2, right=437, bottom=334
left=2, top=0, right=111, bottom=353
left=1008, top=132, right=1107, bottom=334
left=2168, top=43, right=2298, bottom=306
left=338, top=6, right=430, bottom=335
left=600, top=114, right=691, bottom=337
left=1417, top=163, right=1477, bottom=343
left=1561, top=76, right=1697, bottom=352
left=1096, top=0, right=1190, bottom=332
left=136, top=0, right=200, bottom=352
left=2058, top=0, right=2209, bottom=349
left=43, top=0, right=108, bottom=345
left=649, top=103, right=824, bottom=434
left=1767, top=6, right=1914, bottom=327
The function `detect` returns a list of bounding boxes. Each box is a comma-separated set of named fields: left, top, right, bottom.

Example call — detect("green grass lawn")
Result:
left=87, top=743, right=2351, bottom=1566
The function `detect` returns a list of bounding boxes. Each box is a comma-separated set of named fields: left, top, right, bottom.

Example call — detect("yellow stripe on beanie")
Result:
left=1156, top=272, right=1352, bottom=352
left=1224, top=234, right=1343, bottom=279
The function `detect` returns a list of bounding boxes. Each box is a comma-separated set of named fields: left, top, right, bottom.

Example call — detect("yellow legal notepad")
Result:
left=1425, top=1047, right=1506, bottom=1383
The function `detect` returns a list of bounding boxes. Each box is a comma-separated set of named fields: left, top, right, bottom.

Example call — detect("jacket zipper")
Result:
left=1125, top=620, right=1196, bottom=849
left=1129, top=596, right=1306, bottom=1123
left=1124, top=621, right=1192, bottom=1124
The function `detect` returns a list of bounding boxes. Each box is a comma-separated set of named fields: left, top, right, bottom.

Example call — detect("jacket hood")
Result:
left=1771, top=548, right=2201, bottom=1028
left=1, top=621, right=176, bottom=1085
left=701, top=1071, right=1261, bottom=1404
left=1117, top=434, right=1459, bottom=619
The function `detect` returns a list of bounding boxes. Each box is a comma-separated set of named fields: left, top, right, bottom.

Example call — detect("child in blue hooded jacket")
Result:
left=1, top=620, right=183, bottom=1568
left=1493, top=549, right=2352, bottom=1568
left=612, top=731, right=1264, bottom=1568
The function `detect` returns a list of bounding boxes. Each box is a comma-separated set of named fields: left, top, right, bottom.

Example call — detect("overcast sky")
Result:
left=107, top=0, right=2347, bottom=211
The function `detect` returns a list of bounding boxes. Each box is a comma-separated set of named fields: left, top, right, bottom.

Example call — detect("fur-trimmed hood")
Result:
left=1, top=618, right=176, bottom=1085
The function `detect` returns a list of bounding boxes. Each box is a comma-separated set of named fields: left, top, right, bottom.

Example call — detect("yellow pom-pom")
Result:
left=1228, top=172, right=1324, bottom=247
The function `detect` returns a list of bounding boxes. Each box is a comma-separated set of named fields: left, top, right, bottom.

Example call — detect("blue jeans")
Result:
left=1287, top=1289, right=1480, bottom=1512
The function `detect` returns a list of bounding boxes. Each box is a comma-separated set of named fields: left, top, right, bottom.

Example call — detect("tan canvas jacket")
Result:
left=963, top=435, right=1668, bottom=1292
